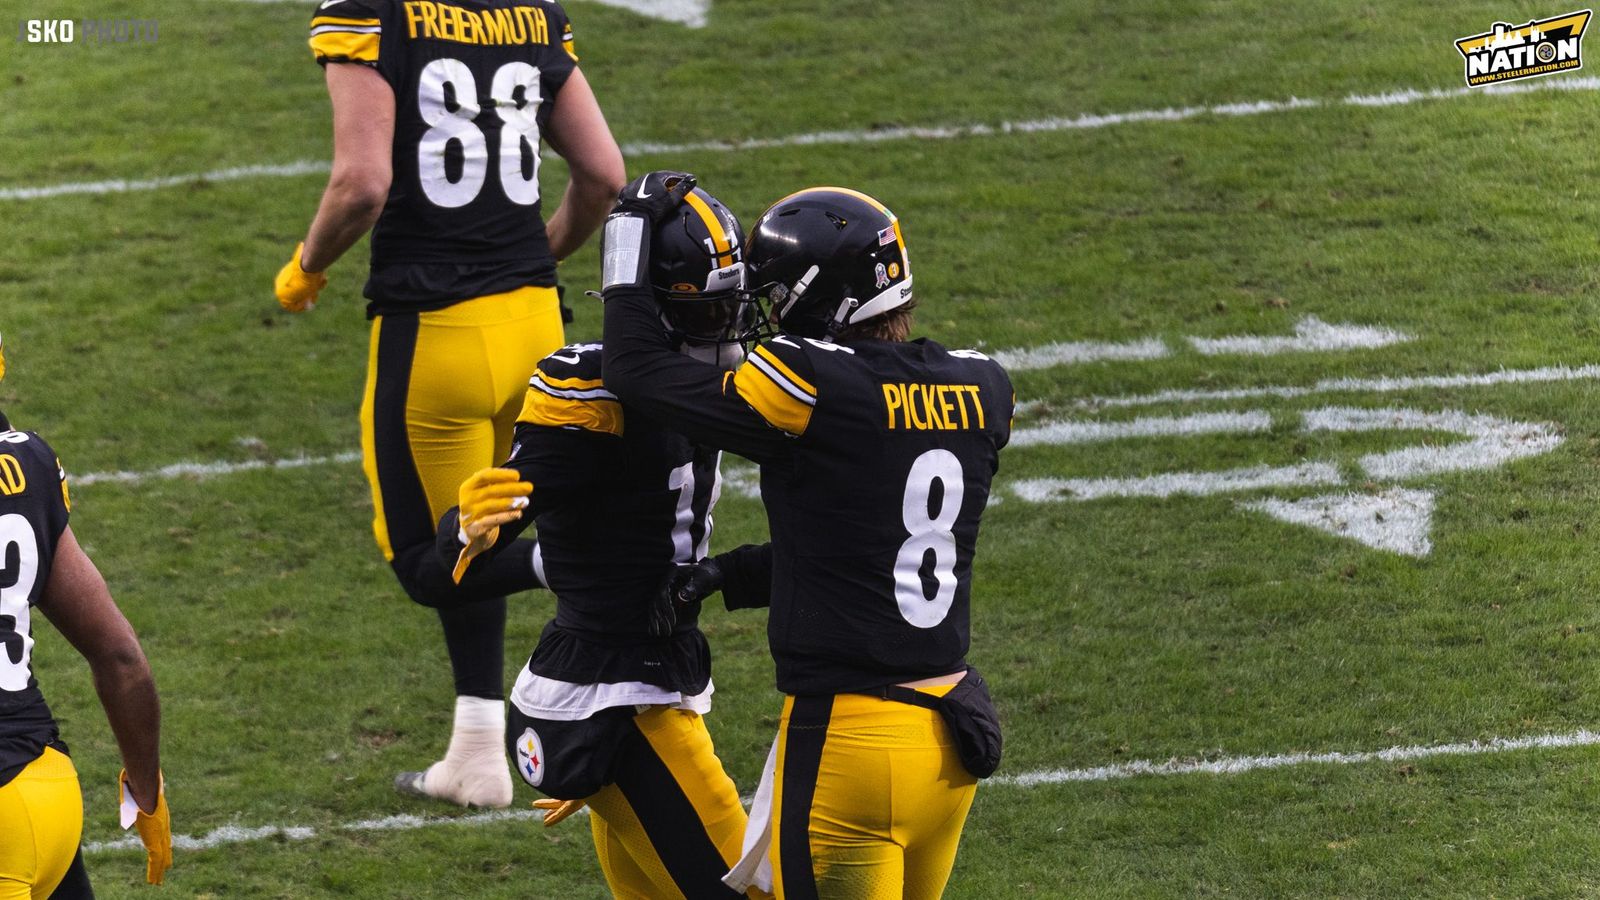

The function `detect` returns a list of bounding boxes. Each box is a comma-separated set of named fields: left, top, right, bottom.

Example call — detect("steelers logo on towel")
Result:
left=514, top=727, right=545, bottom=787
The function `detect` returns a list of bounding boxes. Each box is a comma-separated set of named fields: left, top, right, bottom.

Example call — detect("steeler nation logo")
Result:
left=1456, top=9, right=1591, bottom=87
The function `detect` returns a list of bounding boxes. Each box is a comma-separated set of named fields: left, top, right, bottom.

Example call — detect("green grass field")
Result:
left=7, top=1, right=1600, bottom=896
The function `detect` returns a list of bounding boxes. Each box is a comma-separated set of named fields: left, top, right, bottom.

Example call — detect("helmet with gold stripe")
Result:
left=650, top=187, right=754, bottom=348
left=744, top=187, right=912, bottom=341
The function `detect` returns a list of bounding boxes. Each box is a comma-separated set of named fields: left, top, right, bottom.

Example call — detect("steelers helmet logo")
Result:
left=514, top=727, right=545, bottom=787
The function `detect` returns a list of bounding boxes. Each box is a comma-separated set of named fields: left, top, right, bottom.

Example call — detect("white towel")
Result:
left=723, top=739, right=778, bottom=894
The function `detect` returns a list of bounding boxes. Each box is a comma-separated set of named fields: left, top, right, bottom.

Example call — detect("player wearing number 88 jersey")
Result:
left=280, top=0, right=626, bottom=808
left=602, top=179, right=1013, bottom=898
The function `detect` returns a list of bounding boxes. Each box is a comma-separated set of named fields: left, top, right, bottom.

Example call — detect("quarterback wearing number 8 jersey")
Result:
left=278, top=0, right=625, bottom=808
left=603, top=177, right=1013, bottom=899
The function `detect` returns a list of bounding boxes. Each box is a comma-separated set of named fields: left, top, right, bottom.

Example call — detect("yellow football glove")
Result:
left=453, top=468, right=533, bottom=583
left=274, top=242, right=327, bottom=312
left=532, top=797, right=586, bottom=827
left=119, top=769, right=172, bottom=885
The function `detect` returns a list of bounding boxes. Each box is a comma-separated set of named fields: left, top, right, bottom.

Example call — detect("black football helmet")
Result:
left=649, top=187, right=755, bottom=347
left=743, top=187, right=913, bottom=340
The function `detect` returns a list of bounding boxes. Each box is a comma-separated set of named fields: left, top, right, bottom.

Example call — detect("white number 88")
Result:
left=416, top=58, right=542, bottom=209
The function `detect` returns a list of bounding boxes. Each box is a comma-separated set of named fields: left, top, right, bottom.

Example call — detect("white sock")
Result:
left=453, top=696, right=506, bottom=733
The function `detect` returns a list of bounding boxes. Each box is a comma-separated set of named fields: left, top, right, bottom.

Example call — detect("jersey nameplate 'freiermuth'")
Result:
left=732, top=336, right=1014, bottom=695
left=0, top=425, right=71, bottom=787
left=309, top=0, right=580, bottom=315
left=509, top=343, right=720, bottom=691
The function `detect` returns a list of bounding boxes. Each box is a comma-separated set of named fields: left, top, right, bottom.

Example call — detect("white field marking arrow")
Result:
left=1303, top=406, right=1563, bottom=481
left=1008, top=405, right=1564, bottom=555
left=992, top=317, right=1410, bottom=372
left=577, top=0, right=708, bottom=27
left=1240, top=488, right=1436, bottom=557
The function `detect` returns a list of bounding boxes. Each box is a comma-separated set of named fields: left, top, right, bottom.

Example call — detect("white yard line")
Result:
left=1010, top=410, right=1271, bottom=447
left=85, top=808, right=543, bottom=852
left=1076, top=363, right=1600, bottom=410
left=82, top=728, right=1600, bottom=853
left=994, top=728, right=1600, bottom=787
left=1012, top=461, right=1343, bottom=502
left=996, top=318, right=1411, bottom=372
left=993, top=338, right=1169, bottom=371
left=1187, top=316, right=1408, bottom=357
left=74, top=451, right=361, bottom=487
left=6, top=77, right=1597, bottom=201
left=0, top=161, right=332, bottom=202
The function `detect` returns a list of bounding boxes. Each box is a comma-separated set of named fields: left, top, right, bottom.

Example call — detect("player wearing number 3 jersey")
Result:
left=0, top=337, right=170, bottom=897
left=277, top=0, right=625, bottom=808
left=602, top=177, right=1013, bottom=898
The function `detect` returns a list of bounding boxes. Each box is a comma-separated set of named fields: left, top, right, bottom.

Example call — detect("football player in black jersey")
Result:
left=0, top=336, right=171, bottom=894
left=274, top=0, right=626, bottom=807
left=427, top=188, right=769, bottom=898
left=600, top=175, right=1014, bottom=899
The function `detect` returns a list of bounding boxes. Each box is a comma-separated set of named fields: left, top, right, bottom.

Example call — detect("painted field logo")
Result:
left=1456, top=9, right=1591, bottom=86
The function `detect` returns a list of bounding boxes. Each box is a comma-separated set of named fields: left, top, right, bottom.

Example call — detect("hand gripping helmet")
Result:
left=649, top=187, right=755, bottom=348
left=743, top=187, right=912, bottom=341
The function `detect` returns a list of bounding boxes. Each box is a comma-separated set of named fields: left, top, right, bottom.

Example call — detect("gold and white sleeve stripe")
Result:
left=733, top=345, right=816, bottom=436
left=517, top=369, right=624, bottom=436
left=561, top=21, right=578, bottom=61
left=310, top=15, right=381, bottom=64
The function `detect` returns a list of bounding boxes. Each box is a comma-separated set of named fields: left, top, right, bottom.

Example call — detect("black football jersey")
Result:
left=0, top=423, right=71, bottom=787
left=309, top=0, right=580, bottom=315
left=602, top=291, right=1015, bottom=695
left=500, top=342, right=722, bottom=692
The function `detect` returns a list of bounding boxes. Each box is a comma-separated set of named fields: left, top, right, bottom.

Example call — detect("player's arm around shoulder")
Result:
left=731, top=333, right=824, bottom=439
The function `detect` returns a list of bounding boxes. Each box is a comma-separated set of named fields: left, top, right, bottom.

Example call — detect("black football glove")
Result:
left=613, top=171, right=697, bottom=225
left=649, top=558, right=725, bottom=637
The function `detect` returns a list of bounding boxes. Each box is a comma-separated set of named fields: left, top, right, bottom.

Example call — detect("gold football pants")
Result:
left=0, top=748, right=82, bottom=900
left=360, top=285, right=565, bottom=560
left=771, top=690, right=977, bottom=900
left=586, top=706, right=767, bottom=899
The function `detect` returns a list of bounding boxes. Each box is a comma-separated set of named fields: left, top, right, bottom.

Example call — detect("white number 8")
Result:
left=417, top=58, right=543, bottom=209
left=894, top=449, right=964, bottom=628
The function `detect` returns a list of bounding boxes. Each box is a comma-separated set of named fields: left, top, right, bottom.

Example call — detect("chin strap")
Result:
left=774, top=265, right=821, bottom=323
left=827, top=297, right=861, bottom=338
